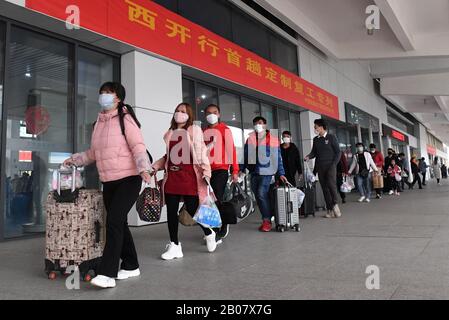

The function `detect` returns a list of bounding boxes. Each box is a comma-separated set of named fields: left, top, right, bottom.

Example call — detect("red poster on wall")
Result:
left=25, top=0, right=340, bottom=119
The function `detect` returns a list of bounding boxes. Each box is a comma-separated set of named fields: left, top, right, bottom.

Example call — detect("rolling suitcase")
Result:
left=272, top=183, right=300, bottom=232
left=315, top=180, right=327, bottom=211
left=45, top=167, right=105, bottom=281
left=300, top=183, right=316, bottom=217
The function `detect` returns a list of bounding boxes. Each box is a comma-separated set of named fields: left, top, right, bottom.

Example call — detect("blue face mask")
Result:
left=99, top=94, right=116, bottom=110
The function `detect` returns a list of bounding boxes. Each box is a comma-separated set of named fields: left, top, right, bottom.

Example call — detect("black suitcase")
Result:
left=300, top=184, right=316, bottom=218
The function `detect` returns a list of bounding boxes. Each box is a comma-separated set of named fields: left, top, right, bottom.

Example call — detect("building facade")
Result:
left=0, top=0, right=445, bottom=241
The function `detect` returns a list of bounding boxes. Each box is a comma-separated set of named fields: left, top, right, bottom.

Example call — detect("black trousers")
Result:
left=98, top=175, right=142, bottom=278
left=210, top=170, right=229, bottom=232
left=411, top=173, right=423, bottom=189
left=211, top=170, right=229, bottom=202
left=422, top=172, right=427, bottom=185
left=317, top=163, right=339, bottom=210
left=165, top=194, right=212, bottom=245
left=336, top=173, right=346, bottom=201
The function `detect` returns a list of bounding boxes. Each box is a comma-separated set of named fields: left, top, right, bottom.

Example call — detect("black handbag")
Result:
left=218, top=183, right=253, bottom=225
left=136, top=176, right=162, bottom=223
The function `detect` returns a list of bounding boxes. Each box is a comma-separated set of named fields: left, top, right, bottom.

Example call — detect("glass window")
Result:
left=196, top=83, right=218, bottom=124
left=179, top=0, right=232, bottom=40
left=289, top=112, right=301, bottom=149
left=182, top=78, right=195, bottom=111
left=277, top=108, right=290, bottom=139
left=218, top=91, right=243, bottom=163
left=0, top=21, right=4, bottom=123
left=270, top=35, right=298, bottom=75
left=4, top=27, right=72, bottom=238
left=152, top=0, right=178, bottom=12
left=261, top=103, right=275, bottom=129
left=77, top=47, right=118, bottom=189
left=242, top=97, right=260, bottom=139
left=232, top=11, right=270, bottom=60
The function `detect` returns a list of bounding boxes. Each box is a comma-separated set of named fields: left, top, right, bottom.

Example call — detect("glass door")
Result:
left=4, top=27, right=73, bottom=238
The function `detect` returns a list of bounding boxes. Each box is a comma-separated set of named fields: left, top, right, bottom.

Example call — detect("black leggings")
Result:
left=98, top=175, right=142, bottom=278
left=165, top=194, right=212, bottom=245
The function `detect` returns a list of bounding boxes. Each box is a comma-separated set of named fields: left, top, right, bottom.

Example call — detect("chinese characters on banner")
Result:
left=26, top=0, right=339, bottom=119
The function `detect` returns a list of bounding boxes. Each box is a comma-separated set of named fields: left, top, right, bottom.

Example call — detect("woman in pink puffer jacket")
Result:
left=64, top=82, right=151, bottom=289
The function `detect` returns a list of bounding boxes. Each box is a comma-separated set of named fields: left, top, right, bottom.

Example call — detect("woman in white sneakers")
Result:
left=152, top=103, right=216, bottom=260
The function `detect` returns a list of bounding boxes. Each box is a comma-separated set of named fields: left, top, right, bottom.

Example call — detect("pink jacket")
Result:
left=152, top=125, right=212, bottom=204
left=72, top=109, right=151, bottom=182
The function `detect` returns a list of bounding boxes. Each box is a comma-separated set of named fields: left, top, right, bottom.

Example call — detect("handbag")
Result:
left=340, top=176, right=355, bottom=193
left=178, top=204, right=197, bottom=226
left=217, top=183, right=254, bottom=225
left=193, top=185, right=222, bottom=229
left=136, top=176, right=162, bottom=223
left=395, top=173, right=402, bottom=182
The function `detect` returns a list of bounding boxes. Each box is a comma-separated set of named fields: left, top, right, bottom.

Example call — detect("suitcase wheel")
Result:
left=48, top=271, right=57, bottom=280
left=276, top=225, right=285, bottom=233
left=84, top=270, right=96, bottom=282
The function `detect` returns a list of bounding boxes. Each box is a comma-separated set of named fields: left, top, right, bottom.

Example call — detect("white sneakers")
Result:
left=91, top=269, right=140, bottom=289
left=325, top=210, right=335, bottom=218
left=91, top=275, right=116, bottom=289
left=358, top=196, right=366, bottom=202
left=116, top=268, right=141, bottom=280
left=389, top=190, right=394, bottom=195
left=365, top=198, right=371, bottom=203
left=204, top=230, right=218, bottom=253
left=161, top=242, right=184, bottom=260
left=333, top=204, right=342, bottom=218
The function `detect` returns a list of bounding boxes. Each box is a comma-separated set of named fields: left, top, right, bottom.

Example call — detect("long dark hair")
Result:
left=170, top=103, right=195, bottom=130
left=99, top=82, right=141, bottom=131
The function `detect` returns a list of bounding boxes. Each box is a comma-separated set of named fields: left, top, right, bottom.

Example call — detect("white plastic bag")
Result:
left=193, top=185, right=222, bottom=229
left=297, top=189, right=305, bottom=208
left=304, top=161, right=316, bottom=187
left=340, top=176, right=355, bottom=193
left=49, top=165, right=84, bottom=191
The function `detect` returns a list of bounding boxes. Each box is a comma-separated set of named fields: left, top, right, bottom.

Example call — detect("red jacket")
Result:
left=372, top=151, right=384, bottom=169
left=203, top=122, right=239, bottom=175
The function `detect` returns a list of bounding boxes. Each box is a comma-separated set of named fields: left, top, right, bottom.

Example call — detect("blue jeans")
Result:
left=250, top=174, right=273, bottom=221
left=357, top=174, right=372, bottom=198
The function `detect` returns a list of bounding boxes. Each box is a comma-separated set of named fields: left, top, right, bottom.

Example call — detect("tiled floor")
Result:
left=1, top=180, right=449, bottom=300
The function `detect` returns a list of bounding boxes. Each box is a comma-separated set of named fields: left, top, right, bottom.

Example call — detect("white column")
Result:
left=121, top=51, right=183, bottom=227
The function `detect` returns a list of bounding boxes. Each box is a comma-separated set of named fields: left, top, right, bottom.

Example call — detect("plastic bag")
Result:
left=340, top=176, right=355, bottom=193
left=297, top=189, right=305, bottom=208
left=193, top=186, right=222, bottom=229
left=304, top=161, right=317, bottom=187
left=49, top=165, right=84, bottom=191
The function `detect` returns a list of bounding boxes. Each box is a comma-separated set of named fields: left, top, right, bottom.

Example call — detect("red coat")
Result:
left=372, top=151, right=384, bottom=169
left=203, top=122, right=239, bottom=175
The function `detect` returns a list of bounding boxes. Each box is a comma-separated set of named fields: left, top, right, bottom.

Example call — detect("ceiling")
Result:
left=256, top=0, right=449, bottom=144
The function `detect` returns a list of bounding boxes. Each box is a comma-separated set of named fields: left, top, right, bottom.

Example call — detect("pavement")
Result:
left=1, top=180, right=449, bottom=300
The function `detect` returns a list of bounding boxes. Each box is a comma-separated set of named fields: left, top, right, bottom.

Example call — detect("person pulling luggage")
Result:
left=241, top=116, right=287, bottom=232
left=65, top=82, right=152, bottom=289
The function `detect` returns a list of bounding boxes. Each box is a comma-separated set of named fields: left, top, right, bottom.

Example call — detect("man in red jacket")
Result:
left=370, top=144, right=384, bottom=199
left=203, top=104, right=240, bottom=240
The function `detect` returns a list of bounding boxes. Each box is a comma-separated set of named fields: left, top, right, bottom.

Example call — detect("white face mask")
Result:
left=357, top=147, right=364, bottom=153
left=99, top=94, right=116, bottom=110
left=254, top=124, right=265, bottom=134
left=206, top=114, right=219, bottom=125
left=174, top=112, right=189, bottom=124
left=283, top=137, right=291, bottom=144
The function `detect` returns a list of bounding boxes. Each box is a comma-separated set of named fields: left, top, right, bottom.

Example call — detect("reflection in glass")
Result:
left=77, top=47, right=118, bottom=189
left=4, top=27, right=72, bottom=238
left=218, top=91, right=243, bottom=164
left=261, top=104, right=275, bottom=129
left=196, top=83, right=218, bottom=124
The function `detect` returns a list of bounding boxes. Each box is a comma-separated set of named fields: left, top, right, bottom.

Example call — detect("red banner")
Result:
left=25, top=0, right=339, bottom=119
